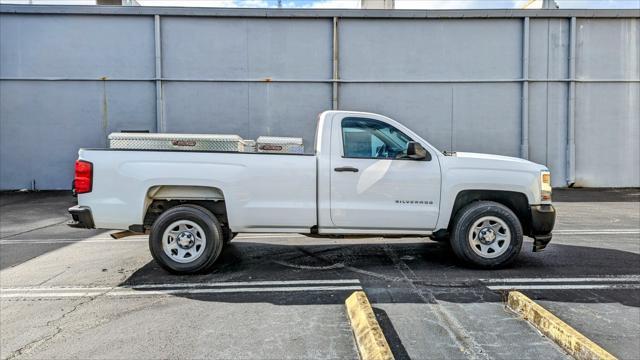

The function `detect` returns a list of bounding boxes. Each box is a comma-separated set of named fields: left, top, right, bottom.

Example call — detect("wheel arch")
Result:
left=448, top=190, right=531, bottom=235
left=147, top=185, right=225, bottom=201
left=141, top=185, right=229, bottom=232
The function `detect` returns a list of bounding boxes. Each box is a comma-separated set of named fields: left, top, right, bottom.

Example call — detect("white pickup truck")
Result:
left=68, top=110, right=555, bottom=273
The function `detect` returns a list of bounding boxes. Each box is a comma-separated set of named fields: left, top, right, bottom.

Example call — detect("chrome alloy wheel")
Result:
left=468, top=216, right=511, bottom=259
left=162, top=220, right=207, bottom=264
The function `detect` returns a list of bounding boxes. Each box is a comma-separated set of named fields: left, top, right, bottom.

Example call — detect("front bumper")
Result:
left=67, top=205, right=95, bottom=229
left=529, top=204, right=555, bottom=252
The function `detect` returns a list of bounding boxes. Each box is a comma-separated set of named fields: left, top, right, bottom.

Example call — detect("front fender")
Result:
left=436, top=168, right=540, bottom=230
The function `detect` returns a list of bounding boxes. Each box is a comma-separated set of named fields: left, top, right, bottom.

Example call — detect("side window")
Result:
left=341, top=117, right=413, bottom=159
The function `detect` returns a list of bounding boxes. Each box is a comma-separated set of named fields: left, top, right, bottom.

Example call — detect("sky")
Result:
left=1, top=0, right=638, bottom=8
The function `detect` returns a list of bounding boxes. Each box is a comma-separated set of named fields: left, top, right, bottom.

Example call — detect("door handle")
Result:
left=334, top=166, right=359, bottom=173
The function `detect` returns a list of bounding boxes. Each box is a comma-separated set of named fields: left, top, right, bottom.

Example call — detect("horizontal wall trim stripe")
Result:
left=1, top=77, right=638, bottom=83
left=1, top=5, right=639, bottom=19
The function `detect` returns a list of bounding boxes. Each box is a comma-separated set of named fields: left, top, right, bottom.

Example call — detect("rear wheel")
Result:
left=149, top=204, right=224, bottom=274
left=450, top=201, right=523, bottom=268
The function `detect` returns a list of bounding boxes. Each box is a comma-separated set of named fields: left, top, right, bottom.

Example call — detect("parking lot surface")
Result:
left=1, top=189, right=639, bottom=359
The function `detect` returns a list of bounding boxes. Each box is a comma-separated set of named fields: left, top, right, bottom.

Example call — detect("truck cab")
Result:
left=317, top=111, right=442, bottom=233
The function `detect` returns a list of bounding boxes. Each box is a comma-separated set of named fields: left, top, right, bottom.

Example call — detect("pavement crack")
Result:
left=382, top=244, right=491, bottom=360
left=272, top=259, right=345, bottom=270
left=3, top=287, right=112, bottom=360
left=36, top=268, right=70, bottom=286
left=295, top=246, right=405, bottom=282
left=4, top=325, right=61, bottom=360
left=293, top=246, right=480, bottom=287
left=0, top=220, right=68, bottom=239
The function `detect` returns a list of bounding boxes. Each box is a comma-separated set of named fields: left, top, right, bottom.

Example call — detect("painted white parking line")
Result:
left=1, top=285, right=363, bottom=299
left=0, top=238, right=146, bottom=244
left=2, top=279, right=361, bottom=292
left=483, top=275, right=640, bottom=290
left=2, top=287, right=114, bottom=292
left=110, top=285, right=363, bottom=296
left=0, top=279, right=363, bottom=298
left=482, top=275, right=640, bottom=283
left=130, top=279, right=361, bottom=288
left=0, top=240, right=146, bottom=245
left=236, top=234, right=305, bottom=239
left=554, top=229, right=640, bottom=233
left=553, top=231, right=640, bottom=235
left=1, top=292, right=109, bottom=298
left=487, top=284, right=640, bottom=290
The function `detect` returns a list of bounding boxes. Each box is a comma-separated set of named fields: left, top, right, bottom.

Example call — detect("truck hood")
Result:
left=444, top=151, right=547, bottom=171
left=454, top=152, right=531, bottom=164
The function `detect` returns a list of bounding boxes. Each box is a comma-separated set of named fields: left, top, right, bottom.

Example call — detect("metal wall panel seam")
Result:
left=544, top=18, right=551, bottom=169
left=154, top=14, right=164, bottom=133
left=521, top=17, right=530, bottom=160
left=566, top=16, right=577, bottom=186
left=1, top=77, right=637, bottom=83
left=332, top=16, right=339, bottom=110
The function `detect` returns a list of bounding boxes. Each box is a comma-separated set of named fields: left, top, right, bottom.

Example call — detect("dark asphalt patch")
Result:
left=553, top=187, right=640, bottom=202
left=119, top=240, right=639, bottom=290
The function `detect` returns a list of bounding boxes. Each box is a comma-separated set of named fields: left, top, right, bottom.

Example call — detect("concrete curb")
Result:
left=507, top=291, right=617, bottom=360
left=345, top=291, right=394, bottom=360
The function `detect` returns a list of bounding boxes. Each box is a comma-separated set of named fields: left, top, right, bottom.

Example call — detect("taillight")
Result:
left=74, top=160, right=93, bottom=194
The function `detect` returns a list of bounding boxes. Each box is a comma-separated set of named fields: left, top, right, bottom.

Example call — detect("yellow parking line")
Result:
left=345, top=291, right=394, bottom=360
left=507, top=291, right=617, bottom=360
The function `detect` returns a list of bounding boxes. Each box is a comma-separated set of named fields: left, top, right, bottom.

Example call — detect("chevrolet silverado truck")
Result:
left=68, top=110, right=555, bottom=274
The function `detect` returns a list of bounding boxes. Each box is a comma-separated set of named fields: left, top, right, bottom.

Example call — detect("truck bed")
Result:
left=77, top=148, right=317, bottom=231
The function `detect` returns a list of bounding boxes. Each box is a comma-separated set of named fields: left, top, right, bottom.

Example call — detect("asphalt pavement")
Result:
left=0, top=189, right=638, bottom=359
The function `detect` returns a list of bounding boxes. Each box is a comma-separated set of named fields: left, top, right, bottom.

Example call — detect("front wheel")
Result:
left=450, top=201, right=523, bottom=269
left=149, top=204, right=224, bottom=274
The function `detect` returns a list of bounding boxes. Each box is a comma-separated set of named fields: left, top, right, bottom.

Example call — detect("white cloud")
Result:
left=0, top=0, right=276, bottom=6
left=394, top=0, right=639, bottom=9
left=558, top=0, right=640, bottom=8
left=0, top=0, right=95, bottom=3
left=307, top=0, right=359, bottom=8
left=395, top=0, right=527, bottom=9
left=137, top=0, right=272, bottom=6
left=274, top=0, right=359, bottom=8
left=137, top=0, right=242, bottom=6
left=297, top=0, right=639, bottom=9
left=237, top=0, right=270, bottom=6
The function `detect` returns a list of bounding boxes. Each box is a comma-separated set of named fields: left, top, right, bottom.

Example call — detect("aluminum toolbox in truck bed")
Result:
left=256, top=136, right=304, bottom=154
left=108, top=133, right=249, bottom=152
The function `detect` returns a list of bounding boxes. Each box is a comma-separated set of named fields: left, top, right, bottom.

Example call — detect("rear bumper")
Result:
left=67, top=205, right=95, bottom=229
left=529, top=204, right=555, bottom=252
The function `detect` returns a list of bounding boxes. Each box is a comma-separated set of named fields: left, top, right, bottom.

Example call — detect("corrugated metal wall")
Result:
left=1, top=6, right=638, bottom=189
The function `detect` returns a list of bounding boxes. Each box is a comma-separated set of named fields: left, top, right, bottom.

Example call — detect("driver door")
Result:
left=329, top=115, right=441, bottom=231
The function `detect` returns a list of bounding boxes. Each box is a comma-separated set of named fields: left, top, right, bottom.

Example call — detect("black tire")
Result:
left=149, top=204, right=224, bottom=274
left=450, top=201, right=523, bottom=269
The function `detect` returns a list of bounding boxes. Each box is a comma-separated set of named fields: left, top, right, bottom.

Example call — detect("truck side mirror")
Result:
left=406, top=142, right=431, bottom=161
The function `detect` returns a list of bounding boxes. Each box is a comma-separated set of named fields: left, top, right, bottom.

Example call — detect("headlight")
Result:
left=540, top=170, right=552, bottom=201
